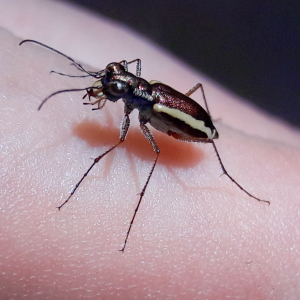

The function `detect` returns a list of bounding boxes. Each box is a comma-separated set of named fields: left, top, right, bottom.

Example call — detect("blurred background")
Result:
left=66, top=0, right=300, bottom=127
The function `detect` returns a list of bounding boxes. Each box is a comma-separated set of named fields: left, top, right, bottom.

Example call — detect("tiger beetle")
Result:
left=19, top=39, right=270, bottom=252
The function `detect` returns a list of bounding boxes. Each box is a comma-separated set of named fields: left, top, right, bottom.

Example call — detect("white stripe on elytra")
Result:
left=153, top=104, right=216, bottom=139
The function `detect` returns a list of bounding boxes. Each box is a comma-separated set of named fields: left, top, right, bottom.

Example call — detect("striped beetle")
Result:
left=20, top=40, right=270, bottom=252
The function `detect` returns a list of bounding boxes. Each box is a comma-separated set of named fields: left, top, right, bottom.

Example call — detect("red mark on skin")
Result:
left=72, top=120, right=204, bottom=168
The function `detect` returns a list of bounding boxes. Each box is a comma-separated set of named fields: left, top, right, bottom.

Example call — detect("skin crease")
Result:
left=1, top=1, right=300, bottom=299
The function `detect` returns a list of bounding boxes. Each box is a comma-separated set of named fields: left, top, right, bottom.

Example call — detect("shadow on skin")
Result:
left=72, top=119, right=205, bottom=168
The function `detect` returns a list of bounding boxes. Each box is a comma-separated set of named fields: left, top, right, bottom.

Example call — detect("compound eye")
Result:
left=108, top=81, right=128, bottom=97
left=106, top=63, right=125, bottom=74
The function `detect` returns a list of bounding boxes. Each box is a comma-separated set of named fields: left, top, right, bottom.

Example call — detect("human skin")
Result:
left=1, top=1, right=300, bottom=299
